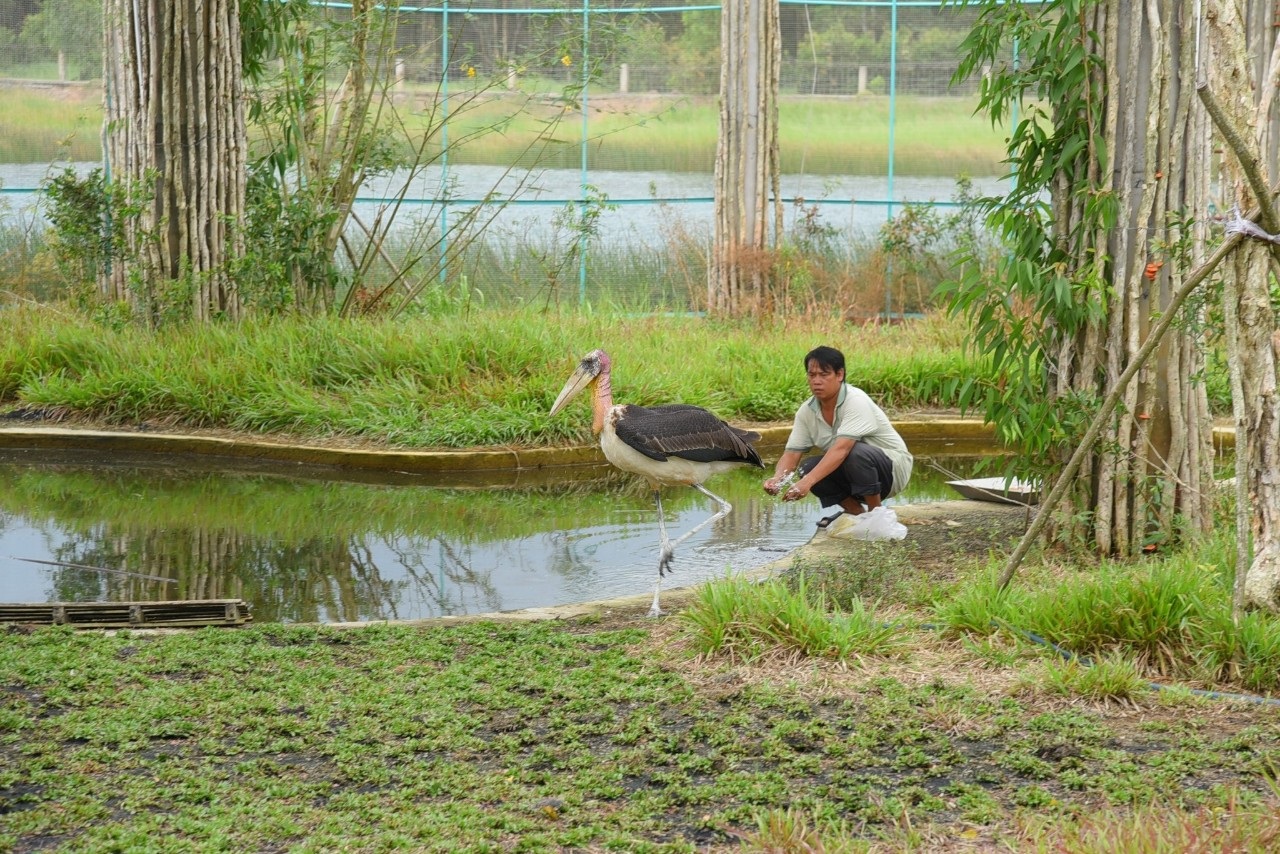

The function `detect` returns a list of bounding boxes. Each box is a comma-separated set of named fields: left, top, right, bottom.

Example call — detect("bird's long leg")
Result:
left=651, top=485, right=733, bottom=618
left=651, top=489, right=670, bottom=617
left=669, top=484, right=733, bottom=551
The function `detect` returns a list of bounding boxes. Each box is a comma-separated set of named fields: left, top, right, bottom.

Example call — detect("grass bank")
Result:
left=437, top=94, right=1007, bottom=176
left=0, top=306, right=980, bottom=447
left=0, top=87, right=1005, bottom=177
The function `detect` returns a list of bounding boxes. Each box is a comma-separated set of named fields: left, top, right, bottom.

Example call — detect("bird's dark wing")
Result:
left=614, top=404, right=764, bottom=467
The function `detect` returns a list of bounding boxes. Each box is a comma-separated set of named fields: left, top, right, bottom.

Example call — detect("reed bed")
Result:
left=0, top=463, right=628, bottom=546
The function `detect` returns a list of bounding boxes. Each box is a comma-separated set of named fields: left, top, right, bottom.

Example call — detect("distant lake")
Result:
left=1, top=162, right=1010, bottom=248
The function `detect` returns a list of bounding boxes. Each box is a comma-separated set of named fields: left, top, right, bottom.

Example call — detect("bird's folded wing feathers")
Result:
left=616, top=404, right=763, bottom=465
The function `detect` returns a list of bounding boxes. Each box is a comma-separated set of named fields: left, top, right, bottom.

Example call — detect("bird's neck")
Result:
left=592, top=372, right=613, bottom=434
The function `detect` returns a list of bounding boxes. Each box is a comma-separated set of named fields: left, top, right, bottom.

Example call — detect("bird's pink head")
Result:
left=584, top=349, right=611, bottom=374
left=550, top=348, right=614, bottom=420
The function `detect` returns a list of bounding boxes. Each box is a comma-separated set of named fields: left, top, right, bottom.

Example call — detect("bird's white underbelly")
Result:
left=600, top=421, right=737, bottom=487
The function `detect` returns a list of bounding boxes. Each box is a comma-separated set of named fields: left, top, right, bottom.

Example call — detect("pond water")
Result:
left=0, top=448, right=1001, bottom=623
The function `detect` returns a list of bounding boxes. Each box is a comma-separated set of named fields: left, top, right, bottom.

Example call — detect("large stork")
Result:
left=549, top=349, right=764, bottom=615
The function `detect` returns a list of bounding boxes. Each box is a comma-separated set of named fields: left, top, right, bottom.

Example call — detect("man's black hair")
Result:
left=804, top=346, right=845, bottom=374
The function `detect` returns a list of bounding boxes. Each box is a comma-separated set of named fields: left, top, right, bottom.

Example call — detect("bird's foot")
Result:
left=658, top=548, right=675, bottom=577
left=646, top=604, right=664, bottom=618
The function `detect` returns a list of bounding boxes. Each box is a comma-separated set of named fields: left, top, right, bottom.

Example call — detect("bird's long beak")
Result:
left=549, top=361, right=600, bottom=416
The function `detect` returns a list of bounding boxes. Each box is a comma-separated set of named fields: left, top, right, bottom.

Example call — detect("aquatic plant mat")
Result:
left=0, top=599, right=250, bottom=629
left=2, top=616, right=1278, bottom=851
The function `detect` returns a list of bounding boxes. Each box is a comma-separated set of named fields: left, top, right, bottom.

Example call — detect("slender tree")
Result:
left=709, top=0, right=781, bottom=316
left=1203, top=0, right=1280, bottom=611
left=102, top=0, right=246, bottom=321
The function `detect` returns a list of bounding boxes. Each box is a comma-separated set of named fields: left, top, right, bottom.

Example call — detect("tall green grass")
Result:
left=0, top=305, right=983, bottom=447
left=934, top=534, right=1280, bottom=694
left=1034, top=653, right=1152, bottom=702
left=680, top=573, right=905, bottom=662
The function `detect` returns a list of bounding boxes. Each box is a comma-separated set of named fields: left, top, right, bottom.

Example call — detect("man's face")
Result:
left=806, top=360, right=843, bottom=399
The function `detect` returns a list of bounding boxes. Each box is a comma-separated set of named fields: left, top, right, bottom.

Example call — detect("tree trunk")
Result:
left=1204, top=0, right=1280, bottom=612
left=1049, top=0, right=1214, bottom=553
left=103, top=0, right=246, bottom=322
left=708, top=0, right=781, bottom=317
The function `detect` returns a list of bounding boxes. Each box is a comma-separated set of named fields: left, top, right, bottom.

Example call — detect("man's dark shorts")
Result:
left=798, top=443, right=894, bottom=508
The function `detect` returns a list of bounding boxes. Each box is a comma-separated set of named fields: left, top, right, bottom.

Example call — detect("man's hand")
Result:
left=763, top=470, right=796, bottom=496
left=783, top=481, right=809, bottom=501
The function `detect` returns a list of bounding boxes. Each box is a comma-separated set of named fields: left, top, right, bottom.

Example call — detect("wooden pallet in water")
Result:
left=0, top=599, right=251, bottom=629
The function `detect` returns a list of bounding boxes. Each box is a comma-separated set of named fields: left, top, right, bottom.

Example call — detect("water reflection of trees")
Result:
left=41, top=526, right=508, bottom=623
left=2, top=457, right=988, bottom=622
left=44, top=525, right=401, bottom=623
left=388, top=536, right=503, bottom=617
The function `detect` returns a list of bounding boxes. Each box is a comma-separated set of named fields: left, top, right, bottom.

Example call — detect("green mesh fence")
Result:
left=0, top=1, right=1023, bottom=314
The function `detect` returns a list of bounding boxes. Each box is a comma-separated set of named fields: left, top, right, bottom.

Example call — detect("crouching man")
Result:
left=763, top=345, right=913, bottom=516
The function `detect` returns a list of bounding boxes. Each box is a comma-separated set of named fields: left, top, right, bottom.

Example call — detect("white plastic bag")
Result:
left=826, top=506, right=908, bottom=541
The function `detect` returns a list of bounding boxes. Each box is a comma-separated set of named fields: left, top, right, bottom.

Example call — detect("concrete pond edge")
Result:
left=0, top=418, right=1003, bottom=475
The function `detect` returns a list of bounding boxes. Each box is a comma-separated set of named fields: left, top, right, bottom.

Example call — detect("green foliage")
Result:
left=662, top=10, right=720, bottom=95
left=236, top=160, right=342, bottom=315
left=939, top=0, right=1109, bottom=468
left=16, top=0, right=101, bottom=80
left=37, top=167, right=195, bottom=327
left=880, top=176, right=1002, bottom=315
left=39, top=167, right=119, bottom=295
left=796, top=16, right=887, bottom=93
left=239, top=0, right=395, bottom=314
